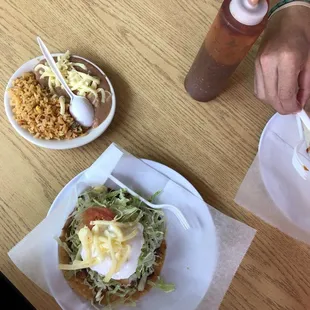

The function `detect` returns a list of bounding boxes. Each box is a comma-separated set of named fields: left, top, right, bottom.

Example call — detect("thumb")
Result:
left=297, top=60, right=310, bottom=108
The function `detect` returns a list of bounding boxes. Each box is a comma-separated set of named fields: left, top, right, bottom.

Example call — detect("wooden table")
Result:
left=0, top=0, right=309, bottom=309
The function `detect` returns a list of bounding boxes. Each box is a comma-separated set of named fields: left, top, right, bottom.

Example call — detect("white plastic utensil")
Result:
left=297, top=109, right=310, bottom=131
left=37, top=37, right=94, bottom=127
left=292, top=140, right=308, bottom=180
left=292, top=115, right=309, bottom=180
left=109, top=174, right=190, bottom=230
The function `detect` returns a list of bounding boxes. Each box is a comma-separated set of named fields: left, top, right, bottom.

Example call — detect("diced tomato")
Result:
left=82, top=207, right=115, bottom=229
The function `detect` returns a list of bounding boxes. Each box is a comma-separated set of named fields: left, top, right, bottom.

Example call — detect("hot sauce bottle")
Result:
left=184, top=0, right=269, bottom=102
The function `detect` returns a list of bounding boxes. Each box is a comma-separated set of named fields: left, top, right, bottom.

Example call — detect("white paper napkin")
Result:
left=236, top=155, right=310, bottom=245
left=9, top=143, right=256, bottom=310
left=235, top=114, right=310, bottom=245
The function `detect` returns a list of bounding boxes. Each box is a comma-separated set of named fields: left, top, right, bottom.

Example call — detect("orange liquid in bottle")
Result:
left=185, top=0, right=268, bottom=102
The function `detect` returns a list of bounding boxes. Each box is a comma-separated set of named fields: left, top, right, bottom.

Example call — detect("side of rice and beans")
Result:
left=9, top=52, right=112, bottom=140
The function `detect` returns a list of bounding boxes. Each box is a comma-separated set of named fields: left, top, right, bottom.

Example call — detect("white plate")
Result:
left=46, top=159, right=217, bottom=310
left=259, top=113, right=310, bottom=230
left=4, top=54, right=116, bottom=150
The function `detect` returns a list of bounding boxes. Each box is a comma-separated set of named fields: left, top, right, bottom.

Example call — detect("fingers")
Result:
left=297, top=60, right=310, bottom=108
left=255, top=50, right=304, bottom=114
left=255, top=54, right=287, bottom=113
left=254, top=59, right=265, bottom=99
left=277, top=52, right=302, bottom=114
left=260, top=55, right=278, bottom=104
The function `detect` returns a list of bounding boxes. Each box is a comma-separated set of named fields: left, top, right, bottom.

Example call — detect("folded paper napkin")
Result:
left=9, top=143, right=256, bottom=310
left=236, top=114, right=310, bottom=245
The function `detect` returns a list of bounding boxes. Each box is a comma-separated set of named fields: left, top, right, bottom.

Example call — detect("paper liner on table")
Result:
left=235, top=114, right=310, bottom=245
left=9, top=143, right=256, bottom=310
left=235, top=155, right=310, bottom=245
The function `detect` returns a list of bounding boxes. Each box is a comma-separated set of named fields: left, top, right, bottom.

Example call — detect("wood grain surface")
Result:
left=0, top=0, right=309, bottom=309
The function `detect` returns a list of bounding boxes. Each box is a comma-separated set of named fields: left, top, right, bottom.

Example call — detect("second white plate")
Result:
left=259, top=113, right=310, bottom=231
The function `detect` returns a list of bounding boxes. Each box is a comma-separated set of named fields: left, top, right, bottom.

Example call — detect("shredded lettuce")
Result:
left=59, top=186, right=171, bottom=308
left=148, top=276, right=176, bottom=293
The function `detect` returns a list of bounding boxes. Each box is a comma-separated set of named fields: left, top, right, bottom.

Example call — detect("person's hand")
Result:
left=254, top=6, right=310, bottom=114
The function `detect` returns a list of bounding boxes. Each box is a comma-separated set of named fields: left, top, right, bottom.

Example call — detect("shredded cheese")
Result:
left=59, top=258, right=98, bottom=270
left=91, top=220, right=136, bottom=227
left=120, top=229, right=137, bottom=242
left=104, top=234, right=117, bottom=282
left=35, top=51, right=107, bottom=104
left=59, top=221, right=138, bottom=281
left=116, top=245, right=131, bottom=273
left=78, top=226, right=93, bottom=260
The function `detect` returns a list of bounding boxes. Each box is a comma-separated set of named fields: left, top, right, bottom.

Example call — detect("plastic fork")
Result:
left=292, top=115, right=309, bottom=180
left=108, top=174, right=190, bottom=230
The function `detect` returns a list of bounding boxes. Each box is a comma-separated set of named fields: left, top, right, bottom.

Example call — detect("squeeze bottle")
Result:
left=184, top=0, right=269, bottom=102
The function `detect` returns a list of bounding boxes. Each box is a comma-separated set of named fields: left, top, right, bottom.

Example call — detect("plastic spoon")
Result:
left=37, top=37, right=94, bottom=127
